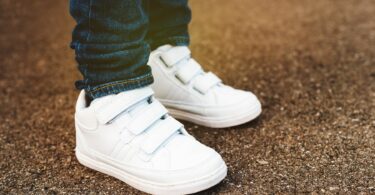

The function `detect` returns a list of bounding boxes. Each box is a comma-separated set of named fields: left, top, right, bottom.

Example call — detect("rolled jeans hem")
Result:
left=149, top=36, right=189, bottom=50
left=85, top=73, right=154, bottom=99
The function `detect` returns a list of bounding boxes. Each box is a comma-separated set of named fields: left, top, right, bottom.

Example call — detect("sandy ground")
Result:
left=0, top=0, right=374, bottom=194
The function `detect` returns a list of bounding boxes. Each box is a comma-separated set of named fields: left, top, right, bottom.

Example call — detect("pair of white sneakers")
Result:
left=75, top=45, right=262, bottom=194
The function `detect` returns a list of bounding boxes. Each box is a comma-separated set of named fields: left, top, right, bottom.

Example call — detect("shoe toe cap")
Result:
left=212, top=86, right=259, bottom=106
left=167, top=135, right=224, bottom=170
left=149, top=135, right=226, bottom=183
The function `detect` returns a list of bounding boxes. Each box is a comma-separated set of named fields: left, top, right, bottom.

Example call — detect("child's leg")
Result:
left=145, top=0, right=191, bottom=50
left=70, top=0, right=153, bottom=99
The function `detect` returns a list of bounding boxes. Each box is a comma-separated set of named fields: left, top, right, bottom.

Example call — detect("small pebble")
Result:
left=257, top=160, right=269, bottom=165
left=329, top=186, right=339, bottom=191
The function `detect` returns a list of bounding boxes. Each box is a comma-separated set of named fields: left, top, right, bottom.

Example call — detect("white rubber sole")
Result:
left=75, top=149, right=227, bottom=195
left=165, top=101, right=262, bottom=128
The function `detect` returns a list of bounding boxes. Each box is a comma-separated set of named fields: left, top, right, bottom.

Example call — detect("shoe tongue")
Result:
left=169, top=45, right=190, bottom=55
left=89, top=88, right=152, bottom=113
left=90, top=94, right=114, bottom=109
left=156, top=44, right=173, bottom=52
left=157, top=45, right=191, bottom=61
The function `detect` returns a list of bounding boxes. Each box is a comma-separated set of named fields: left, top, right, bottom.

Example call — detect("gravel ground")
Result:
left=0, top=0, right=374, bottom=194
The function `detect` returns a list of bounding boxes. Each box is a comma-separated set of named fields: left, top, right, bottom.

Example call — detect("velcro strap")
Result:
left=175, top=59, right=203, bottom=84
left=160, top=46, right=191, bottom=67
left=193, top=72, right=222, bottom=94
left=141, top=117, right=182, bottom=154
left=96, top=88, right=154, bottom=124
left=127, top=100, right=168, bottom=135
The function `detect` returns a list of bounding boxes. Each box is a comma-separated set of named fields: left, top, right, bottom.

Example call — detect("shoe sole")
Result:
left=165, top=101, right=262, bottom=128
left=75, top=149, right=227, bottom=195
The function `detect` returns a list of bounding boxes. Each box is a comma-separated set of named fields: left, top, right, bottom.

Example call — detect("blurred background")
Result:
left=0, top=0, right=374, bottom=194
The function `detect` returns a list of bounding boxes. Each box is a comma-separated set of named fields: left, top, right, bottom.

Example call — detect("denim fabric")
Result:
left=70, top=0, right=191, bottom=99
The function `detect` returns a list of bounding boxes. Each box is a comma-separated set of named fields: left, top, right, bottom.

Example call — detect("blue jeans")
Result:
left=70, top=0, right=191, bottom=99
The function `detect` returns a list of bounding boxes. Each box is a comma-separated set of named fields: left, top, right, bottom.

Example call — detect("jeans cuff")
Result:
left=149, top=36, right=190, bottom=50
left=85, top=72, right=154, bottom=99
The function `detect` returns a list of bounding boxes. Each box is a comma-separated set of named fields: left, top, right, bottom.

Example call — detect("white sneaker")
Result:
left=74, top=87, right=227, bottom=194
left=148, top=45, right=262, bottom=128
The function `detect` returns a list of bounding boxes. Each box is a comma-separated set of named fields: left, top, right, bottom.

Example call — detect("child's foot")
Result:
left=149, top=45, right=262, bottom=128
left=75, top=87, right=227, bottom=194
